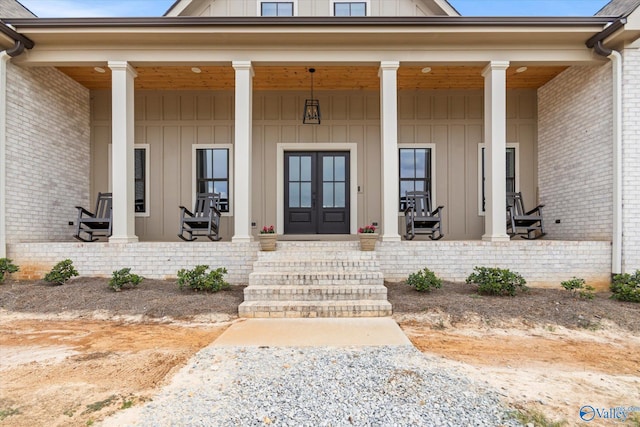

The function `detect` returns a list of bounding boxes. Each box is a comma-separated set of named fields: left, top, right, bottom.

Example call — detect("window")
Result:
left=478, top=144, right=519, bottom=215
left=333, top=1, right=367, bottom=16
left=134, top=147, right=147, bottom=214
left=261, top=1, right=294, bottom=16
left=194, top=146, right=231, bottom=213
left=107, top=144, right=150, bottom=216
left=399, top=146, right=434, bottom=211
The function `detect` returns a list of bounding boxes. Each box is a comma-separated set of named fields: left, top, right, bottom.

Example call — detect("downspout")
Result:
left=587, top=31, right=623, bottom=275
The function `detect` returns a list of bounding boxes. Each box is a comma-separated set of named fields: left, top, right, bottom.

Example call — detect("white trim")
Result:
left=108, top=144, right=151, bottom=217
left=397, top=143, right=437, bottom=216
left=191, top=144, right=234, bottom=217
left=330, top=0, right=370, bottom=16
left=258, top=0, right=297, bottom=16
left=277, top=143, right=358, bottom=235
left=477, top=142, right=519, bottom=216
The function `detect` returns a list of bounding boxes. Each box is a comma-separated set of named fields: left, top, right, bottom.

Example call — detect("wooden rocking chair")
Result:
left=178, top=192, right=222, bottom=241
left=74, top=192, right=112, bottom=242
left=404, top=191, right=444, bottom=240
left=506, top=191, right=545, bottom=239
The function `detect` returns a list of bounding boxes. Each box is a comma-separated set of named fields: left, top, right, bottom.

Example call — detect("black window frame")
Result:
left=480, top=146, right=517, bottom=213
left=134, top=147, right=146, bottom=213
left=399, top=147, right=432, bottom=212
left=195, top=148, right=230, bottom=213
left=333, top=1, right=367, bottom=16
left=261, top=1, right=294, bottom=16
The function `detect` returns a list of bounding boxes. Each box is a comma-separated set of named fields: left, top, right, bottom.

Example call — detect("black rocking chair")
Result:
left=506, top=191, right=545, bottom=240
left=404, top=191, right=444, bottom=240
left=178, top=192, right=222, bottom=241
left=74, top=192, right=113, bottom=242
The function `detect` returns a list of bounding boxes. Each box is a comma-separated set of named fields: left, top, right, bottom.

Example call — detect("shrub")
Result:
left=109, top=268, right=143, bottom=292
left=177, top=265, right=229, bottom=292
left=407, top=268, right=442, bottom=292
left=465, top=266, right=528, bottom=296
left=560, top=277, right=595, bottom=300
left=0, top=258, right=19, bottom=283
left=44, top=259, right=79, bottom=285
left=610, top=271, right=640, bottom=303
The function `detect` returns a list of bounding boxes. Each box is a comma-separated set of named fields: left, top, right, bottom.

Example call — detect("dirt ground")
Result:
left=1, top=278, right=639, bottom=426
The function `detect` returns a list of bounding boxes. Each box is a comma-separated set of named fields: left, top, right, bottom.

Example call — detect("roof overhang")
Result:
left=596, top=4, right=640, bottom=48
left=3, top=16, right=618, bottom=67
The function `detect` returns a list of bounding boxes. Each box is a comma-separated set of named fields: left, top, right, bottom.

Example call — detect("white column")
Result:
left=379, top=61, right=401, bottom=242
left=482, top=60, right=510, bottom=242
left=0, top=53, right=9, bottom=257
left=108, top=61, right=138, bottom=243
left=232, top=61, right=253, bottom=242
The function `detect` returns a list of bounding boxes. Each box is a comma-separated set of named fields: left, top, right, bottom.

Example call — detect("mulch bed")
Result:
left=1, top=278, right=638, bottom=333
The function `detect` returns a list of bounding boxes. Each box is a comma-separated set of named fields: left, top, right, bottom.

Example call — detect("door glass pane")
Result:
left=301, top=182, right=312, bottom=207
left=399, top=149, right=414, bottom=178
left=323, top=157, right=334, bottom=181
left=289, top=183, right=300, bottom=208
left=301, top=156, right=311, bottom=181
left=323, top=183, right=334, bottom=208
left=289, top=156, right=299, bottom=181
left=335, top=183, right=345, bottom=207
left=335, top=156, right=345, bottom=181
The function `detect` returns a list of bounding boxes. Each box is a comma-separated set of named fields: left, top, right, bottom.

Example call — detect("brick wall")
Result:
left=538, top=65, right=613, bottom=240
left=8, top=241, right=258, bottom=284
left=7, top=240, right=611, bottom=289
left=378, top=240, right=611, bottom=289
left=622, top=46, right=640, bottom=272
left=5, top=64, right=90, bottom=242
left=0, top=0, right=35, bottom=17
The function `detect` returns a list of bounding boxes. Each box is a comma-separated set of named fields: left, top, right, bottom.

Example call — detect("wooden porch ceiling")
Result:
left=59, top=65, right=567, bottom=91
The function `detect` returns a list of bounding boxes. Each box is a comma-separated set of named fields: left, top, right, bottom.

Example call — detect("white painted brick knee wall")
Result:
left=5, top=64, right=90, bottom=243
left=8, top=240, right=610, bottom=288
left=538, top=65, right=613, bottom=240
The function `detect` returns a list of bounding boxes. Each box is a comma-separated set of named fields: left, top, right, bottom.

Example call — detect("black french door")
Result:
left=284, top=151, right=350, bottom=234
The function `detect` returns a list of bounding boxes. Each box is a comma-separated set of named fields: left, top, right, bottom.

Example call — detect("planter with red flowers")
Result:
left=358, top=224, right=378, bottom=251
left=258, top=225, right=277, bottom=251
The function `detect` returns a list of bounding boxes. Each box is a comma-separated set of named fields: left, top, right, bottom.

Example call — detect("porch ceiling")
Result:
left=59, top=65, right=567, bottom=91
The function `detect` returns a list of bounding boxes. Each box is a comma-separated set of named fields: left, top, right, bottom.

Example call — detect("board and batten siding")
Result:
left=90, top=89, right=537, bottom=241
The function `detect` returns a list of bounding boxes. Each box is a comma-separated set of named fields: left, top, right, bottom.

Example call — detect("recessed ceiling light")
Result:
left=94, top=66, right=106, bottom=73
left=191, top=67, right=202, bottom=74
left=421, top=67, right=432, bottom=74
left=515, top=66, right=528, bottom=73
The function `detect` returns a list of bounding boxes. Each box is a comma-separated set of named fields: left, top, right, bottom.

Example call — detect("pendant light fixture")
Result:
left=303, top=68, right=321, bottom=124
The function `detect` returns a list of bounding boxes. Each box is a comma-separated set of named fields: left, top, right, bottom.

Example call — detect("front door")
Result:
left=284, top=151, right=350, bottom=234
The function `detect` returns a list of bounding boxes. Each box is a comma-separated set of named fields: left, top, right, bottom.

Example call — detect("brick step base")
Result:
left=238, top=300, right=393, bottom=318
left=243, top=284, right=388, bottom=301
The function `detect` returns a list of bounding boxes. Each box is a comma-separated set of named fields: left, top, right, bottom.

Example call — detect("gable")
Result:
left=165, top=0, right=458, bottom=17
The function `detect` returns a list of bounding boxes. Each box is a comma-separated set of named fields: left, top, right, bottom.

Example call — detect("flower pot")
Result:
left=359, top=233, right=378, bottom=251
left=259, top=233, right=277, bottom=251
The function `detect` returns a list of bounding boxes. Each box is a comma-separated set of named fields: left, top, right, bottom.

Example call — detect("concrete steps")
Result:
left=239, top=241, right=391, bottom=318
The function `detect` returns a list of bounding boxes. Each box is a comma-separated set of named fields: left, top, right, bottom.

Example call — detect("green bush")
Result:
left=407, top=268, right=442, bottom=292
left=560, top=277, right=595, bottom=300
left=177, top=265, right=229, bottom=292
left=610, top=271, right=640, bottom=303
left=109, top=268, right=143, bottom=292
left=0, top=258, right=19, bottom=283
left=44, top=259, right=79, bottom=285
left=465, top=266, right=528, bottom=296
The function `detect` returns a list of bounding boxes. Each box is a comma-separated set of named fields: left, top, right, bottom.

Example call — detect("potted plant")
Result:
left=358, top=224, right=378, bottom=251
left=258, top=225, right=277, bottom=251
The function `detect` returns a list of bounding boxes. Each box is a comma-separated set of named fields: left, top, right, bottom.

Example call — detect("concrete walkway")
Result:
left=212, top=317, right=412, bottom=347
